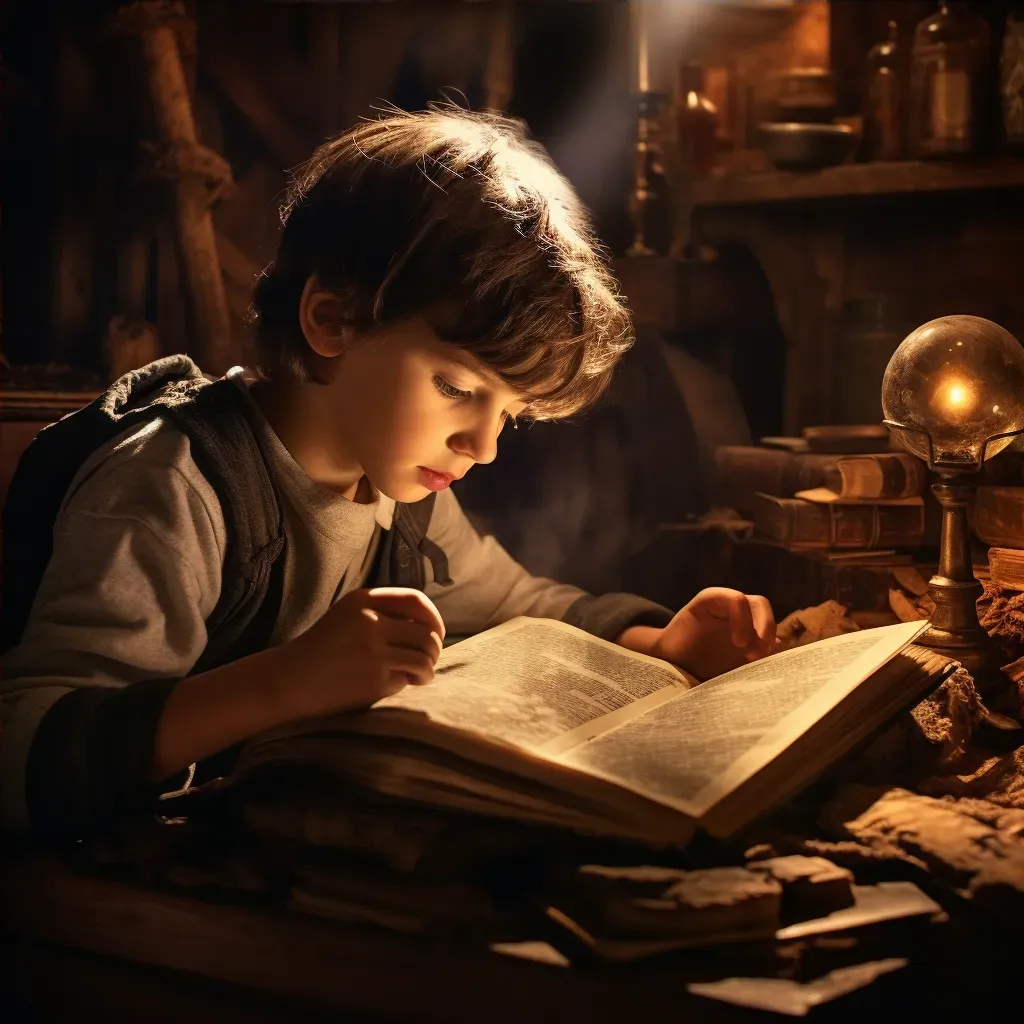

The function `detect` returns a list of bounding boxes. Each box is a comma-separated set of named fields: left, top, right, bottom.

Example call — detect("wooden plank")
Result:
left=1, top=936, right=370, bottom=1024
left=689, top=158, right=1024, bottom=208
left=202, top=49, right=310, bottom=169
left=138, top=16, right=234, bottom=374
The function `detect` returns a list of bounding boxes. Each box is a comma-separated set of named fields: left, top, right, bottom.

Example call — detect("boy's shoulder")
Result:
left=60, top=364, right=271, bottom=515
left=62, top=414, right=220, bottom=521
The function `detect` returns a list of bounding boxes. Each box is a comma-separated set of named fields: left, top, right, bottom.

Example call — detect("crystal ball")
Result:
left=881, top=315, right=1024, bottom=468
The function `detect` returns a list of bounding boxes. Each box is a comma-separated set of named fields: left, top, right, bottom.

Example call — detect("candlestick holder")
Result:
left=882, top=315, right=1024, bottom=692
left=626, top=91, right=671, bottom=257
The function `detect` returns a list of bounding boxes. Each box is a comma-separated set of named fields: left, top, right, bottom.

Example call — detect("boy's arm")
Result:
left=2, top=431, right=442, bottom=838
left=0, top=431, right=230, bottom=835
left=423, top=488, right=673, bottom=641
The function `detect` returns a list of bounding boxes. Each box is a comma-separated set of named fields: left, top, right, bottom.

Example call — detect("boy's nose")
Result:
left=449, top=421, right=500, bottom=465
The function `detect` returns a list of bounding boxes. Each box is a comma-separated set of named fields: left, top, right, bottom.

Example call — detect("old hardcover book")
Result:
left=229, top=618, right=953, bottom=847
left=714, top=446, right=841, bottom=514
left=979, top=443, right=1024, bottom=486
left=752, top=492, right=926, bottom=549
left=833, top=453, right=926, bottom=500
left=802, top=424, right=891, bottom=455
left=986, top=546, right=1024, bottom=590
left=972, top=487, right=1024, bottom=548
left=759, top=436, right=810, bottom=453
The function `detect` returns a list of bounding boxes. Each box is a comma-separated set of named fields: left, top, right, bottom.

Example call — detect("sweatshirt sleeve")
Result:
left=423, top=488, right=673, bottom=640
left=0, top=423, right=226, bottom=835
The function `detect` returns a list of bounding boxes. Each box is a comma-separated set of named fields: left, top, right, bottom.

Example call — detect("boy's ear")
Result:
left=298, top=276, right=353, bottom=358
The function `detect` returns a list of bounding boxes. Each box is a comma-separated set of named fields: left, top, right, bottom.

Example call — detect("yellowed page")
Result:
left=558, top=621, right=927, bottom=818
left=377, top=617, right=694, bottom=755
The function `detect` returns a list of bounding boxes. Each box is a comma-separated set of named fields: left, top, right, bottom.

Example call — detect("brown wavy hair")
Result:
left=249, top=106, right=632, bottom=420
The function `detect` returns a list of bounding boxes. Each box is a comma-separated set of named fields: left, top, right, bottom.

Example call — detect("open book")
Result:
left=233, top=619, right=955, bottom=847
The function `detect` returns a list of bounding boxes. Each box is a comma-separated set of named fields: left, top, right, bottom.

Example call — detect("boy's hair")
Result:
left=250, top=107, right=632, bottom=420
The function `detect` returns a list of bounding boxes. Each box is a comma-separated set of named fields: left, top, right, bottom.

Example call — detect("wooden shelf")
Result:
left=688, top=157, right=1024, bottom=208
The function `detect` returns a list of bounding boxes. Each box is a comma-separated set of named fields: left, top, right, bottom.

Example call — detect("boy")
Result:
left=0, top=109, right=775, bottom=838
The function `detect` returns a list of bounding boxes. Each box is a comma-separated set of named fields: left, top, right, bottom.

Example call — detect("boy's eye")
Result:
left=433, top=375, right=472, bottom=401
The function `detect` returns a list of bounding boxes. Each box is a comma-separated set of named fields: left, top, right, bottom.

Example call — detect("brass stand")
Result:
left=920, top=475, right=1005, bottom=688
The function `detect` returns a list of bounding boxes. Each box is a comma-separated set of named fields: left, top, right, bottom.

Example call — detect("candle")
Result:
left=633, top=0, right=649, bottom=94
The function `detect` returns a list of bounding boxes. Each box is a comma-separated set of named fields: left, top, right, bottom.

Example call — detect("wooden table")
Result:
left=0, top=851, right=1016, bottom=1023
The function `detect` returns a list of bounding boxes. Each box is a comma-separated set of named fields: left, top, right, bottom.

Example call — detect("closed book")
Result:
left=753, top=492, right=925, bottom=549
left=731, top=538, right=915, bottom=618
left=987, top=547, right=1024, bottom=590
left=714, top=446, right=840, bottom=514
left=834, top=453, right=926, bottom=500
left=979, top=445, right=1024, bottom=486
left=972, top=487, right=1024, bottom=548
left=802, top=424, right=891, bottom=455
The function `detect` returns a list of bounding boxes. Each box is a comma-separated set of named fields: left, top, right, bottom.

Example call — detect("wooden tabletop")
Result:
left=0, top=851, right=1013, bottom=1023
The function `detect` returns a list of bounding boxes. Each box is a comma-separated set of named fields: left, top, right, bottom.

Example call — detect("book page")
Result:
left=558, top=621, right=927, bottom=818
left=375, top=618, right=692, bottom=754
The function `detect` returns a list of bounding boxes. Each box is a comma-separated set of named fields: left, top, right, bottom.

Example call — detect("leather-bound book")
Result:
left=753, top=493, right=926, bottom=549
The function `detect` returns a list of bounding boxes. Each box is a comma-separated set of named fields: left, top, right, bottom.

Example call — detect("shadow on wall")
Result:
left=453, top=328, right=713, bottom=600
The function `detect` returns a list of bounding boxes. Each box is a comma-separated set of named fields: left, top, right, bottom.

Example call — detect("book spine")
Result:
left=787, top=454, right=843, bottom=495
left=715, top=447, right=789, bottom=513
left=836, top=453, right=926, bottom=500
left=831, top=502, right=924, bottom=548
left=716, top=447, right=839, bottom=514
left=973, top=487, right=1024, bottom=548
left=754, top=495, right=925, bottom=548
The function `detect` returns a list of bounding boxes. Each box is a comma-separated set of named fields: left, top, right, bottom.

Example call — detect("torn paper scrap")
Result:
left=687, top=958, right=908, bottom=1016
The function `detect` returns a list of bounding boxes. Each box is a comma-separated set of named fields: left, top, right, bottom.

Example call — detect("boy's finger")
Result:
left=749, top=595, right=776, bottom=653
left=385, top=647, right=436, bottom=686
left=726, top=593, right=756, bottom=649
left=366, top=587, right=445, bottom=640
left=385, top=619, right=443, bottom=663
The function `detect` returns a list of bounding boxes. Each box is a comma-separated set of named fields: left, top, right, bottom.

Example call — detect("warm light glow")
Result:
left=947, top=384, right=968, bottom=407
left=933, top=376, right=977, bottom=418
left=632, top=1, right=649, bottom=92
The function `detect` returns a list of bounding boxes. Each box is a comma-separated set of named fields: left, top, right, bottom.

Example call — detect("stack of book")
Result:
left=713, top=426, right=935, bottom=618
left=973, top=444, right=1024, bottom=591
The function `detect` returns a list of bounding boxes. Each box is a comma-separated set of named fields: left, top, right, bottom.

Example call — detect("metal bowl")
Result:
left=758, top=122, right=858, bottom=171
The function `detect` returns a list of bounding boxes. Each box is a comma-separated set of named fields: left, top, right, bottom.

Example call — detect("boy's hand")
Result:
left=283, top=587, right=445, bottom=720
left=651, top=587, right=776, bottom=682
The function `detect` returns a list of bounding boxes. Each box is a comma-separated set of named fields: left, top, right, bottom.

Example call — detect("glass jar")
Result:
left=772, top=67, right=836, bottom=124
left=909, top=1, right=992, bottom=158
left=675, top=63, right=719, bottom=176
left=863, top=21, right=904, bottom=161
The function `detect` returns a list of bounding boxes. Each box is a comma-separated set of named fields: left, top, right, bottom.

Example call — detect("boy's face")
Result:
left=315, top=312, right=528, bottom=503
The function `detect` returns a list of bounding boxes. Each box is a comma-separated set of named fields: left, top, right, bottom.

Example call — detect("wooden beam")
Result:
left=115, top=2, right=235, bottom=374
left=203, top=49, right=311, bottom=169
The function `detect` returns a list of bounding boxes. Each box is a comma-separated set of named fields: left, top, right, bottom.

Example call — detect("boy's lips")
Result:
left=417, top=466, right=458, bottom=491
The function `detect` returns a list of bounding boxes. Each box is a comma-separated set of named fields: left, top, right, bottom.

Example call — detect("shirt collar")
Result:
left=374, top=492, right=396, bottom=531
left=227, top=366, right=396, bottom=531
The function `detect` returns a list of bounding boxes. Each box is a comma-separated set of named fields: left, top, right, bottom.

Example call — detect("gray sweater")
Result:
left=1, top=371, right=650, bottom=832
